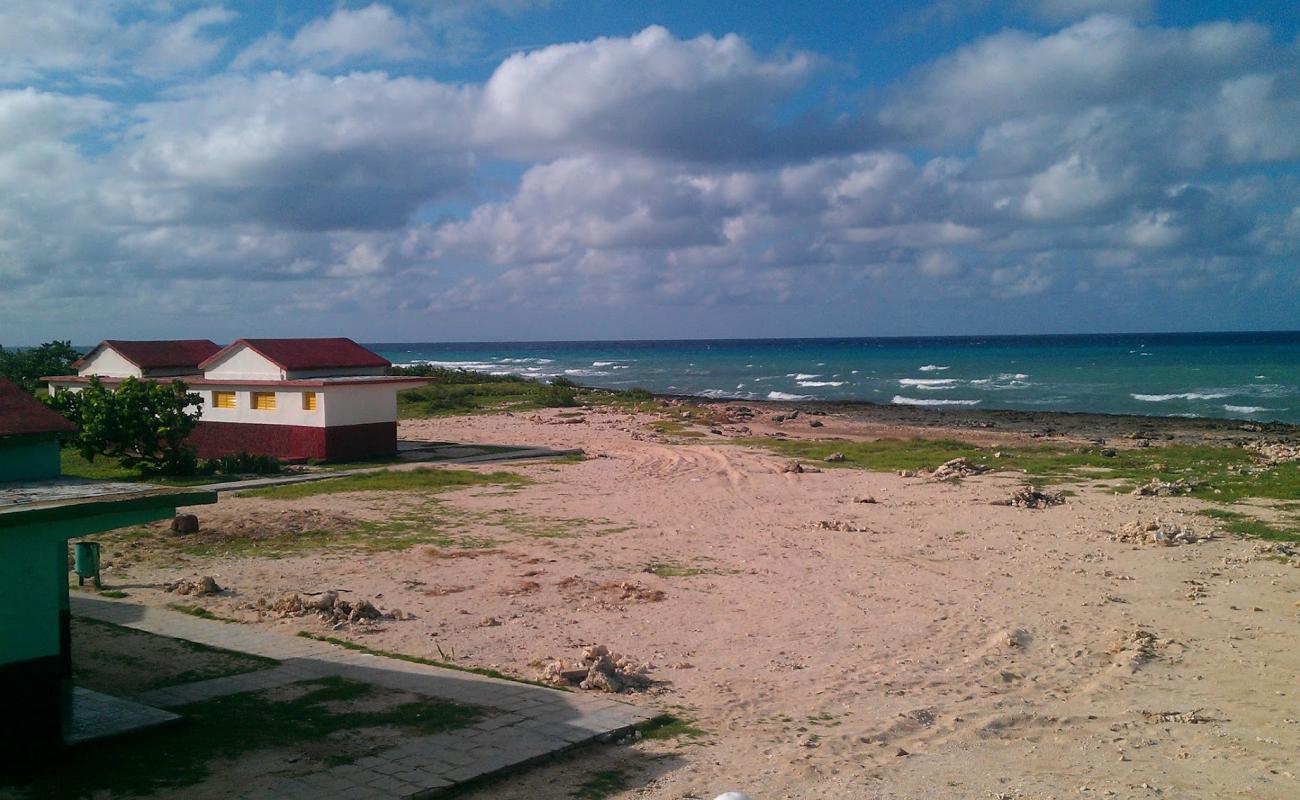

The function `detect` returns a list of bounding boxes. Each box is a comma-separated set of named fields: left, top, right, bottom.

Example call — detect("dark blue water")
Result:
left=368, top=332, right=1300, bottom=424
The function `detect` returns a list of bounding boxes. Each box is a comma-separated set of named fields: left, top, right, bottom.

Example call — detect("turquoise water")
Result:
left=368, top=332, right=1300, bottom=424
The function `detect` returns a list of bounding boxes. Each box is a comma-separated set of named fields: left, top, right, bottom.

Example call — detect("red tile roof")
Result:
left=199, top=338, right=390, bottom=372
left=0, top=377, right=76, bottom=437
left=75, top=339, right=221, bottom=371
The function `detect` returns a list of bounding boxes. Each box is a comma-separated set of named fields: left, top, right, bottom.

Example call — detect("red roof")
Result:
left=0, top=377, right=76, bottom=437
left=199, top=338, right=390, bottom=372
left=75, top=339, right=221, bottom=371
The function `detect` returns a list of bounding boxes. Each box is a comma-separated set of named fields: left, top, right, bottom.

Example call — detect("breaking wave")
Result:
left=798, top=380, right=845, bottom=387
left=768, top=391, right=814, bottom=401
left=1132, top=392, right=1230, bottom=402
left=892, top=396, right=981, bottom=407
left=918, top=364, right=950, bottom=371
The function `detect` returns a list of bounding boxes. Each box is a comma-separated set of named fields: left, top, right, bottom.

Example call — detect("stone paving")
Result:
left=72, top=596, right=651, bottom=799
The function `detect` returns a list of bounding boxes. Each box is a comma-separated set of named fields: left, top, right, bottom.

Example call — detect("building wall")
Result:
left=198, top=386, right=326, bottom=428
left=322, top=383, right=400, bottom=426
left=77, top=348, right=141, bottom=378
left=188, top=420, right=396, bottom=461
left=0, top=437, right=62, bottom=482
left=202, top=347, right=283, bottom=380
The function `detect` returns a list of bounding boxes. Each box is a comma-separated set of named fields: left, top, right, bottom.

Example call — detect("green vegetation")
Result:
left=46, top=376, right=204, bottom=475
left=396, top=370, right=578, bottom=417
left=1196, top=508, right=1300, bottom=542
left=71, top=617, right=278, bottom=695
left=744, top=436, right=1300, bottom=503
left=643, top=561, right=727, bottom=577
left=4, top=676, right=481, bottom=799
left=572, top=768, right=631, bottom=799
left=167, top=603, right=240, bottom=623
left=237, top=467, right=529, bottom=499
left=0, top=339, right=78, bottom=393
left=59, top=447, right=270, bottom=486
left=638, top=713, right=709, bottom=744
left=296, top=632, right=563, bottom=690
left=96, top=590, right=128, bottom=599
left=648, top=419, right=705, bottom=437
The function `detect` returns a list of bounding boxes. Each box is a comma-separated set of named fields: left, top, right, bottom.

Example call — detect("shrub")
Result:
left=549, top=376, right=577, bottom=388
left=203, top=452, right=281, bottom=475
left=46, top=377, right=203, bottom=475
left=536, top=384, right=579, bottom=408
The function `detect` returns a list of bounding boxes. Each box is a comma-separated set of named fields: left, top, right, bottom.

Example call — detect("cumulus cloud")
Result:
left=474, top=26, right=820, bottom=162
left=233, top=4, right=426, bottom=70
left=2, top=15, right=1300, bottom=341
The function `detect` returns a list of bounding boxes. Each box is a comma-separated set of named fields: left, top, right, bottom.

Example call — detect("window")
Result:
left=212, top=391, right=236, bottom=409
left=251, top=391, right=277, bottom=411
left=302, top=391, right=318, bottom=411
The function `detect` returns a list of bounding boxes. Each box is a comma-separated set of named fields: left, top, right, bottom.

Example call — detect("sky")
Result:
left=2, top=1, right=1299, bottom=345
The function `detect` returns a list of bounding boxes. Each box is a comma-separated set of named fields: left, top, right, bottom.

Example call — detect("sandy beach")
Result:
left=93, top=402, right=1300, bottom=799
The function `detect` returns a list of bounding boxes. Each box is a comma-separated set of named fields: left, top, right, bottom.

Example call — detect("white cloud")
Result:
left=474, top=26, right=815, bottom=161
left=234, top=4, right=425, bottom=70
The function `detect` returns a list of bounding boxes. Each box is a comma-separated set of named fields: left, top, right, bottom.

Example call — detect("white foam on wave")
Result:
left=892, top=395, right=981, bottom=407
left=1132, top=392, right=1229, bottom=402
left=798, top=380, right=845, bottom=387
left=592, top=361, right=621, bottom=367
left=998, top=373, right=1030, bottom=380
left=899, top=378, right=957, bottom=387
left=918, top=364, right=950, bottom=372
left=768, top=391, right=813, bottom=401
left=1224, top=404, right=1282, bottom=414
left=562, top=368, right=613, bottom=377
left=788, top=373, right=821, bottom=381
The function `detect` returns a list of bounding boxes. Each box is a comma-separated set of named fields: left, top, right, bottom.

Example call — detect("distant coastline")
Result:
left=370, top=331, right=1300, bottom=426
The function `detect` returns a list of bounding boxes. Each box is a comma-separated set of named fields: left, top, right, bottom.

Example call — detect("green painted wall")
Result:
left=0, top=436, right=62, bottom=482
left=0, top=507, right=178, bottom=668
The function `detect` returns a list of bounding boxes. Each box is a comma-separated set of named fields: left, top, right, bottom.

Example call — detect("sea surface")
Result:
left=368, top=332, right=1300, bottom=424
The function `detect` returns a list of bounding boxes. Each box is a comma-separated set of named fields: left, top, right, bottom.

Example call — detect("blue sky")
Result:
left=2, top=1, right=1299, bottom=344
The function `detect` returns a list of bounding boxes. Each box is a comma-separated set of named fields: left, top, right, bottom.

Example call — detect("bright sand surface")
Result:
left=103, top=406, right=1299, bottom=799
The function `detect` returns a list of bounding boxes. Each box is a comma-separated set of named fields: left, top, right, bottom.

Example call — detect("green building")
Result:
left=0, top=377, right=216, bottom=757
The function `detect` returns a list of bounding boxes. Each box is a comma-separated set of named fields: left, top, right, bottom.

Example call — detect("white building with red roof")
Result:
left=46, top=338, right=428, bottom=462
left=71, top=339, right=221, bottom=378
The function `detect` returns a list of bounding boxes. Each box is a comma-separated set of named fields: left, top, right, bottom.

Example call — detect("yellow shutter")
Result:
left=251, top=391, right=277, bottom=411
left=212, top=391, right=236, bottom=409
left=302, top=391, right=318, bottom=411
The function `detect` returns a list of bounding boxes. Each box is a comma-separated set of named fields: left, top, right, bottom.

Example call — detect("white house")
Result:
left=47, top=338, right=428, bottom=461
left=70, top=339, right=220, bottom=379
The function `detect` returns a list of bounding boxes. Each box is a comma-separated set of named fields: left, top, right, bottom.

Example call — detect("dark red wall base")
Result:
left=189, top=421, right=397, bottom=462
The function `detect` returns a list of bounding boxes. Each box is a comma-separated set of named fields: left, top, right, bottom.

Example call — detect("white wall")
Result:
left=198, top=386, right=325, bottom=428
left=321, top=384, right=399, bottom=426
left=203, top=347, right=283, bottom=381
left=78, top=348, right=141, bottom=378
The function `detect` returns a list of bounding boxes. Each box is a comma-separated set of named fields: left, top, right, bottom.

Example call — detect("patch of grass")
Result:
left=1197, top=508, right=1300, bottom=542
left=740, top=436, right=1300, bottom=502
left=648, top=419, right=705, bottom=437
left=638, top=714, right=708, bottom=744
left=167, top=602, right=240, bottom=623
left=543, top=453, right=588, bottom=464
left=72, top=617, right=279, bottom=695
left=643, top=561, right=725, bottom=577
left=296, top=632, right=565, bottom=690
left=571, top=768, right=630, bottom=799
left=3, top=676, right=481, bottom=799
left=237, top=467, right=529, bottom=500
left=398, top=379, right=578, bottom=418
left=59, top=448, right=214, bottom=486
left=97, top=590, right=128, bottom=598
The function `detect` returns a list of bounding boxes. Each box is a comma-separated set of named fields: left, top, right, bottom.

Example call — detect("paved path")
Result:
left=72, top=596, right=650, bottom=799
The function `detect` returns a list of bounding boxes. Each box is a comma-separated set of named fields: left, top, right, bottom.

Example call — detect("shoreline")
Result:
left=654, top=390, right=1300, bottom=445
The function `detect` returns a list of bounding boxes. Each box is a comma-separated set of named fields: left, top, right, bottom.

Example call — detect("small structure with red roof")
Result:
left=47, top=338, right=427, bottom=462
left=71, top=339, right=221, bottom=379
left=0, top=377, right=77, bottom=481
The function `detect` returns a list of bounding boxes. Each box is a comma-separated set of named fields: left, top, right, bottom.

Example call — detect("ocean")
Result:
left=368, top=331, right=1300, bottom=425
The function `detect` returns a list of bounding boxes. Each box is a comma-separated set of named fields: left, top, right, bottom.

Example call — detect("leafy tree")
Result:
left=46, top=377, right=204, bottom=475
left=0, top=340, right=79, bottom=393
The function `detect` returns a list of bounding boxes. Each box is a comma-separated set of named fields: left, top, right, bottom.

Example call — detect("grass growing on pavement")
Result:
left=237, top=467, right=529, bottom=500
left=3, top=676, right=482, bottom=799
left=572, top=768, right=631, bottom=799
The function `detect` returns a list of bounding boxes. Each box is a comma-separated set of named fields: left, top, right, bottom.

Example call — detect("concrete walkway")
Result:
left=196, top=445, right=583, bottom=494
left=72, top=596, right=650, bottom=799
